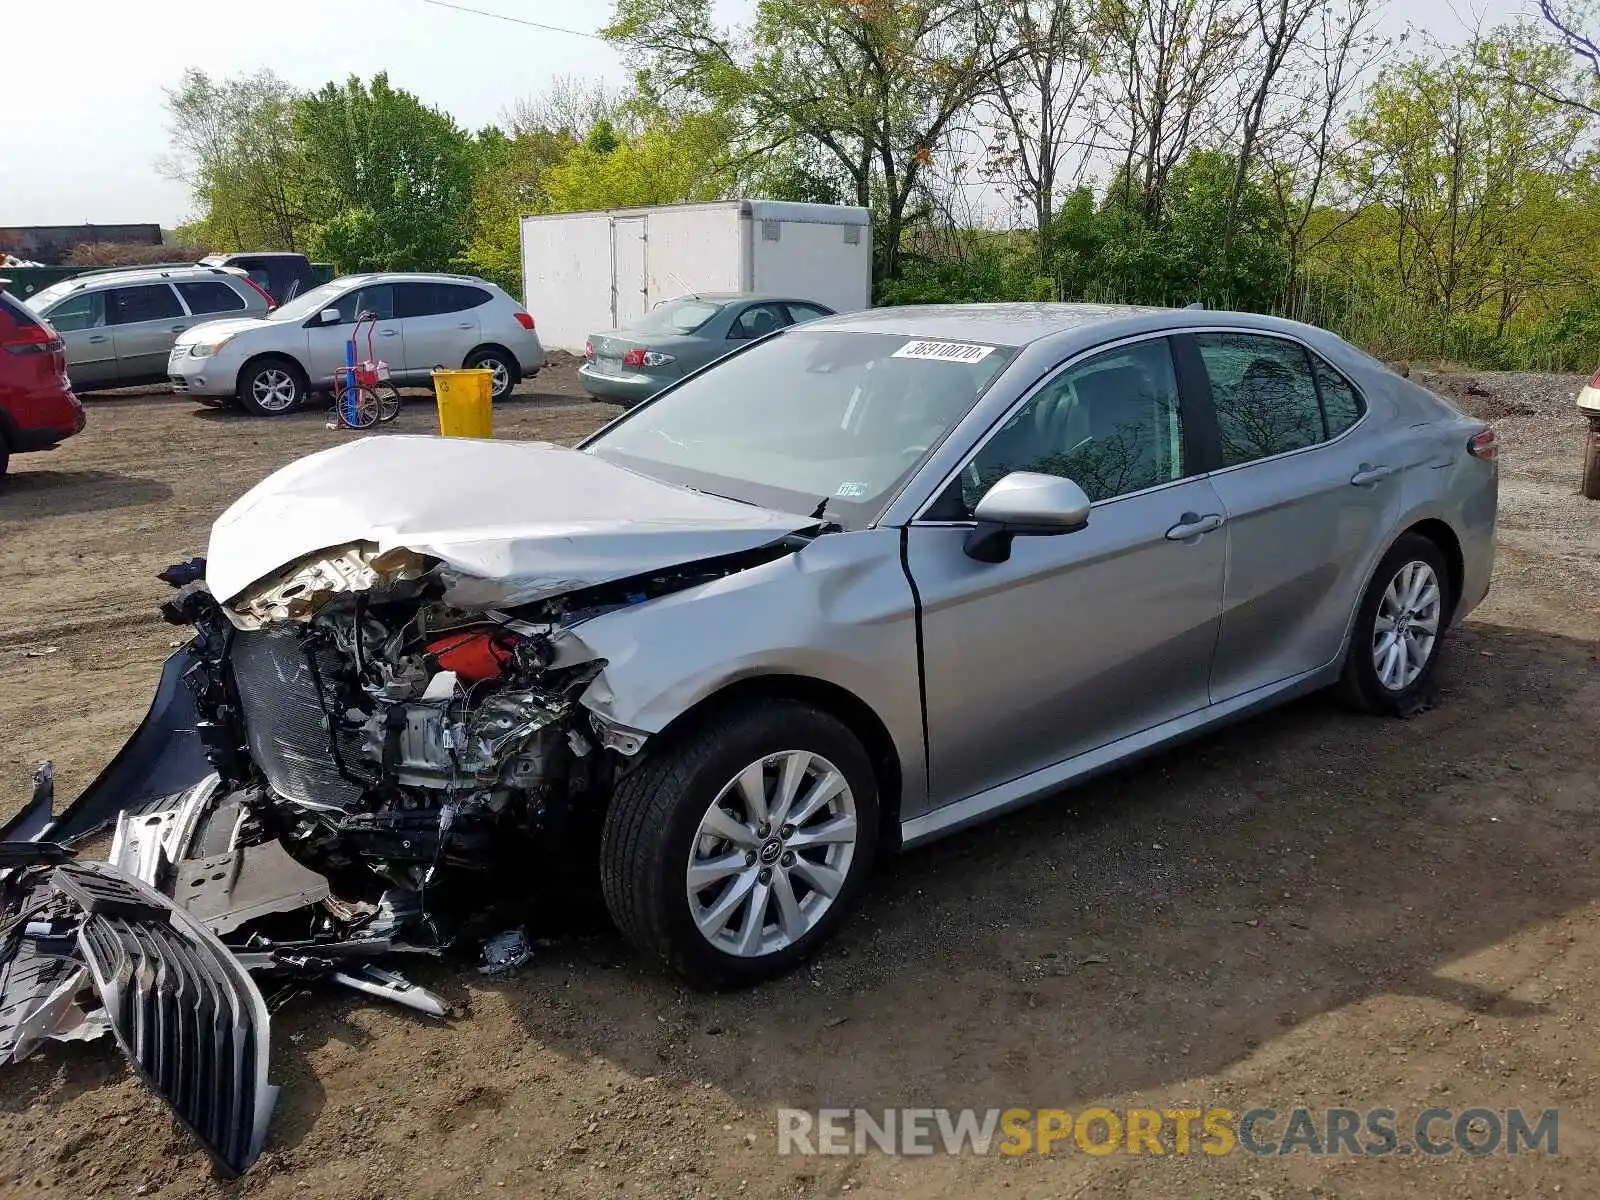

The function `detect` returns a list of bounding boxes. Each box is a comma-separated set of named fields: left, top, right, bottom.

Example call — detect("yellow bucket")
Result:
left=432, top=368, right=494, bottom=438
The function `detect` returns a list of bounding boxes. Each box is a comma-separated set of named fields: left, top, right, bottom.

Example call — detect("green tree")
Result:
left=606, top=0, right=1017, bottom=280
left=457, top=125, right=575, bottom=291
left=293, top=73, right=476, bottom=272
left=542, top=111, right=738, bottom=210
left=162, top=68, right=306, bottom=251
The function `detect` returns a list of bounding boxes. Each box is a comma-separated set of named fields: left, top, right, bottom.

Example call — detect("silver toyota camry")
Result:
left=1, top=304, right=1497, bottom=1166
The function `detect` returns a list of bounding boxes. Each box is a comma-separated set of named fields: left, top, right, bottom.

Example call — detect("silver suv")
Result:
left=23, top=266, right=272, bottom=392
left=168, top=272, right=544, bottom=416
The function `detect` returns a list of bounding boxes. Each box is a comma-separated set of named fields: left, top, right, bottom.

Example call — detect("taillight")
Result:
left=1589, top=370, right=1600, bottom=389
left=1, top=324, right=63, bottom=355
left=1468, top=429, right=1498, bottom=460
left=514, top=312, right=536, bottom=330
left=622, top=347, right=675, bottom=368
left=238, top=276, right=278, bottom=309
left=584, top=339, right=595, bottom=360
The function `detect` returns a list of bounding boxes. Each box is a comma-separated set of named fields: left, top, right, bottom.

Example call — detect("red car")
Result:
left=0, top=284, right=84, bottom=479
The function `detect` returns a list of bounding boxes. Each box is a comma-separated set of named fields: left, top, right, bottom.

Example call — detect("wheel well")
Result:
left=646, top=674, right=905, bottom=848
left=1404, top=518, right=1465, bottom=621
left=238, top=351, right=308, bottom=391
left=465, top=343, right=520, bottom=380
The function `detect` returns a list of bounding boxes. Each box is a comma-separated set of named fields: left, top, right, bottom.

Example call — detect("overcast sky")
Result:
left=3, top=0, right=1531, bottom=230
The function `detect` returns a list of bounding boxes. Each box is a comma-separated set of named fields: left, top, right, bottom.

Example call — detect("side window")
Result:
left=44, top=290, right=106, bottom=332
left=1313, top=356, right=1365, bottom=437
left=335, top=284, right=395, bottom=323
left=963, top=337, right=1185, bottom=511
left=784, top=302, right=831, bottom=324
left=728, top=303, right=789, bottom=340
left=395, top=282, right=446, bottom=319
left=450, top=284, right=492, bottom=310
left=175, top=280, right=247, bottom=315
left=1195, top=333, right=1324, bottom=466
left=108, top=284, right=184, bottom=325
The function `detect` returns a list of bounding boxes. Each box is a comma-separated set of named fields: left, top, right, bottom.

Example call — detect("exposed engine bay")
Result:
left=0, top=535, right=806, bottom=1175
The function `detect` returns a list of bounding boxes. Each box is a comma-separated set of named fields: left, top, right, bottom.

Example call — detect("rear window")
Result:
left=176, top=280, right=248, bottom=315
left=0, top=291, right=42, bottom=328
left=635, top=297, right=724, bottom=334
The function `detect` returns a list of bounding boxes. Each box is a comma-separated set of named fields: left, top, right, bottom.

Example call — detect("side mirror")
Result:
left=319, top=308, right=342, bottom=325
left=964, top=471, right=1091, bottom=563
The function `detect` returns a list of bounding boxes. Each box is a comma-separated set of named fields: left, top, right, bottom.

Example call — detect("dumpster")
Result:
left=432, top=369, right=494, bottom=438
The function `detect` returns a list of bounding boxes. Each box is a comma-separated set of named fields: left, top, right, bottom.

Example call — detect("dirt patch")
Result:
left=1, top=364, right=1597, bottom=1200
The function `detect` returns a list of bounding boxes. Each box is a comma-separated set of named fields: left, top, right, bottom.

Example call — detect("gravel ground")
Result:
left=0, top=362, right=1597, bottom=1200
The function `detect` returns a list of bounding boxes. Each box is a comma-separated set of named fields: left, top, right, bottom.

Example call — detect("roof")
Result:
left=806, top=302, right=1170, bottom=345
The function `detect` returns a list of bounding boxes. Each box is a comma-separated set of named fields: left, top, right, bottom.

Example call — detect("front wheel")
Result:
left=1339, top=533, right=1453, bottom=716
left=600, top=700, right=880, bottom=988
left=238, top=357, right=307, bottom=417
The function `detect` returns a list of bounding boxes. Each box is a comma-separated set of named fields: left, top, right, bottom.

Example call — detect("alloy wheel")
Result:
left=686, top=750, right=859, bottom=958
left=251, top=369, right=298, bottom=413
left=1372, top=559, right=1442, bottom=691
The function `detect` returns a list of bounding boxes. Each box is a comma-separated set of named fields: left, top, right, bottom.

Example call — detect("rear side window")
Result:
left=396, top=282, right=491, bottom=318
left=175, top=280, right=247, bottom=315
left=1313, top=357, right=1365, bottom=436
left=108, top=284, right=184, bottom=325
left=1195, top=333, right=1324, bottom=466
left=40, top=290, right=105, bottom=331
left=785, top=302, right=832, bottom=324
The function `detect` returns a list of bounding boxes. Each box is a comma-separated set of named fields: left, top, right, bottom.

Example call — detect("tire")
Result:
left=0, top=434, right=10, bottom=482
left=1338, top=533, right=1453, bottom=717
left=600, top=700, right=880, bottom=988
left=237, top=356, right=308, bottom=417
left=464, top=348, right=516, bottom=401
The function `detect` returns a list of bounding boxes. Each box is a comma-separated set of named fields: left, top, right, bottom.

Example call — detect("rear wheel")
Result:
left=464, top=348, right=516, bottom=401
left=1339, top=533, right=1453, bottom=716
left=600, top=700, right=879, bottom=988
left=238, top=356, right=307, bottom=417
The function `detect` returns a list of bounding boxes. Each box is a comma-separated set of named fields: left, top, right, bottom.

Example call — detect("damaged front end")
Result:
left=0, top=537, right=794, bottom=1173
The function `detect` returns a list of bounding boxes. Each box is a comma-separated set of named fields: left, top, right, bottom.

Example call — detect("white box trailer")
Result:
left=520, top=200, right=872, bottom=354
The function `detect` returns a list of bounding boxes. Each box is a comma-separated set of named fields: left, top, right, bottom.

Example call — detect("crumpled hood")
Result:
left=206, top=435, right=817, bottom=605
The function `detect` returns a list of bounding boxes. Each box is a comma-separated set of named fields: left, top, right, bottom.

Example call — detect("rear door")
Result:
left=394, top=282, right=483, bottom=378
left=613, top=218, right=648, bottom=326
left=107, top=283, right=189, bottom=382
left=1192, top=331, right=1401, bottom=701
left=39, top=289, right=116, bottom=388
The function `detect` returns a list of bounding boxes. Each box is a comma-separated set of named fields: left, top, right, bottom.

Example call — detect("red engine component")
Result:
left=427, top=629, right=516, bottom=683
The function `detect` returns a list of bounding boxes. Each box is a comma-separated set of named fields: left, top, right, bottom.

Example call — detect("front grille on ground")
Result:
left=229, top=629, right=372, bottom=811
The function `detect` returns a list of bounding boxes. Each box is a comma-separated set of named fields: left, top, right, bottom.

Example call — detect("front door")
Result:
left=107, top=283, right=190, bottom=382
left=41, top=289, right=116, bottom=389
left=304, top=282, right=402, bottom=385
left=905, top=335, right=1228, bottom=807
left=1191, top=332, right=1404, bottom=702
left=612, top=217, right=647, bottom=327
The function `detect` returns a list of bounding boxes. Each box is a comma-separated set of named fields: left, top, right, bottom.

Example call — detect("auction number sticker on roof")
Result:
left=893, top=339, right=995, bottom=364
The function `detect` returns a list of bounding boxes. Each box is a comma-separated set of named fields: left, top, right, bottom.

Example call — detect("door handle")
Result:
left=88, top=335, right=108, bottom=344
left=381, top=330, right=400, bottom=338
left=1350, top=464, right=1396, bottom=487
left=1166, top=512, right=1225, bottom=541
left=171, top=325, right=188, bottom=333
left=457, top=322, right=473, bottom=330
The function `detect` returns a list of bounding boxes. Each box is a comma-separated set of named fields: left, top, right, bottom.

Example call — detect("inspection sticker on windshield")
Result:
left=893, top=339, right=995, bottom=364
left=835, top=481, right=869, bottom=498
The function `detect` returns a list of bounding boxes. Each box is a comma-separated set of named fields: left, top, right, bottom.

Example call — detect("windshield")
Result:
left=22, top=281, right=78, bottom=313
left=583, top=329, right=1018, bottom=527
left=632, top=297, right=725, bottom=335
left=268, top=280, right=346, bottom=322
